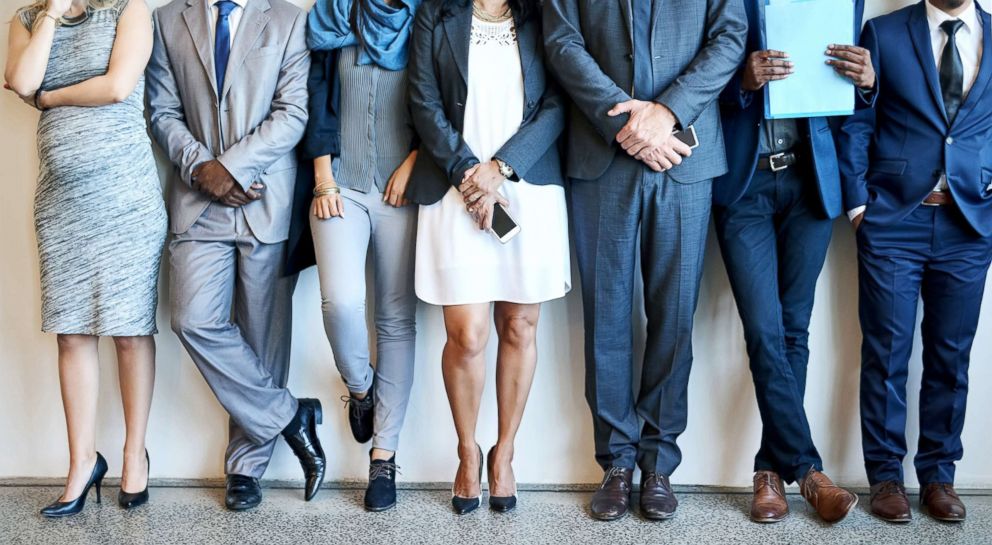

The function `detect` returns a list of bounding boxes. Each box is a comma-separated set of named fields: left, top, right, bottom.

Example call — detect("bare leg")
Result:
left=491, top=303, right=540, bottom=497
left=114, top=335, right=155, bottom=493
left=56, top=334, right=101, bottom=502
left=441, top=304, right=491, bottom=498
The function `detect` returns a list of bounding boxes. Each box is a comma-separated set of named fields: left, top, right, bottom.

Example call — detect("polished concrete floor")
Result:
left=1, top=485, right=989, bottom=545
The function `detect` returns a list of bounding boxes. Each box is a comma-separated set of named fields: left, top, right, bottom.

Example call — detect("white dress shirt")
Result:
left=848, top=0, right=984, bottom=221
left=209, top=0, right=247, bottom=48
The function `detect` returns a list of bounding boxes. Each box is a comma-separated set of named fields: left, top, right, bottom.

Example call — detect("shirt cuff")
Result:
left=846, top=206, right=867, bottom=222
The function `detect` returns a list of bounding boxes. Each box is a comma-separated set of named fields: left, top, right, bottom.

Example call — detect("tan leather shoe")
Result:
left=869, top=481, right=912, bottom=523
left=921, top=483, right=966, bottom=522
left=799, top=469, right=858, bottom=523
left=750, top=471, right=788, bottom=523
left=589, top=467, right=633, bottom=521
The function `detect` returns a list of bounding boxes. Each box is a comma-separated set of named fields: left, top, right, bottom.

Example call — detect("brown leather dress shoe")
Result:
left=751, top=471, right=788, bottom=523
left=799, top=469, right=858, bottom=523
left=639, top=472, right=678, bottom=520
left=590, top=467, right=633, bottom=521
left=869, top=481, right=912, bottom=523
left=921, top=483, right=966, bottom=522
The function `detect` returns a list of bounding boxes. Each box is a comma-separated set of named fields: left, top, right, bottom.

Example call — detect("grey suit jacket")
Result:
left=543, top=0, right=747, bottom=182
left=146, top=0, right=310, bottom=244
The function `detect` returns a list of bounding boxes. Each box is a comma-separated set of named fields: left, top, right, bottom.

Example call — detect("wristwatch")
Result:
left=494, top=158, right=517, bottom=181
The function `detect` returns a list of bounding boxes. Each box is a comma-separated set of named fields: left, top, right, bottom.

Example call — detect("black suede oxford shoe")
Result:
left=364, top=453, right=398, bottom=512
left=225, top=474, right=262, bottom=511
left=342, top=373, right=375, bottom=444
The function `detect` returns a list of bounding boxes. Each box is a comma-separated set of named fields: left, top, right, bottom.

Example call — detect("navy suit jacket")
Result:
left=839, top=1, right=992, bottom=237
left=715, top=0, right=864, bottom=219
left=405, top=1, right=566, bottom=206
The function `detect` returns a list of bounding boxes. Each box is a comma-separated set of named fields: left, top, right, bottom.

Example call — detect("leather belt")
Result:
left=922, top=191, right=953, bottom=206
left=757, top=150, right=801, bottom=172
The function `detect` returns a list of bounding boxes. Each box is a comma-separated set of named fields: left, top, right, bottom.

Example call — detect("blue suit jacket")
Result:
left=839, top=1, right=992, bottom=237
left=714, top=0, right=865, bottom=219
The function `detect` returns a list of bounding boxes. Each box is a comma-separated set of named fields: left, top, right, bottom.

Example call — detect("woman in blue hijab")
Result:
left=301, top=0, right=421, bottom=512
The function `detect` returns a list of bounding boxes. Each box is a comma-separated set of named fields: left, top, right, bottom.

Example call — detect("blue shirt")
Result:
left=632, top=0, right=654, bottom=100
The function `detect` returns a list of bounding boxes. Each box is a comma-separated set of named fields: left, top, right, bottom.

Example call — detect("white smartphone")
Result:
left=490, top=203, right=521, bottom=244
left=673, top=125, right=700, bottom=150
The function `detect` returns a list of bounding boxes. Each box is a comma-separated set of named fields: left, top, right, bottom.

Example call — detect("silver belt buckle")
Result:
left=769, top=152, right=789, bottom=172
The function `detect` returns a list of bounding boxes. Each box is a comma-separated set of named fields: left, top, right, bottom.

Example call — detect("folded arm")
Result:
left=146, top=8, right=215, bottom=186
left=4, top=4, right=60, bottom=98
left=217, top=11, right=311, bottom=189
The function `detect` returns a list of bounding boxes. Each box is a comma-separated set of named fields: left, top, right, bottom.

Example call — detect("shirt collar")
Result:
left=926, top=0, right=981, bottom=34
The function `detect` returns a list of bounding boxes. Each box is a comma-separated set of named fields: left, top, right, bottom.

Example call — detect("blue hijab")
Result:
left=307, top=0, right=421, bottom=71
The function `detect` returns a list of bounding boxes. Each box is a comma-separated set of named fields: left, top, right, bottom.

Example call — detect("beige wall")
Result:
left=1, top=0, right=990, bottom=487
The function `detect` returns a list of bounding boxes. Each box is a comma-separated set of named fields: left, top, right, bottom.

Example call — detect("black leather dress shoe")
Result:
left=281, top=398, right=326, bottom=501
left=640, top=472, right=677, bottom=520
left=342, top=372, right=375, bottom=444
left=225, top=475, right=262, bottom=511
left=118, top=450, right=150, bottom=510
left=590, top=467, right=633, bottom=521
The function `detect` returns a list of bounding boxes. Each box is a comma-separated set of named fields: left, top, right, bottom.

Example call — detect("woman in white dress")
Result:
left=407, top=0, right=569, bottom=514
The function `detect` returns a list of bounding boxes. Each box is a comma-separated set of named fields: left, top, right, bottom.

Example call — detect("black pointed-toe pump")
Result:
left=451, top=445, right=483, bottom=515
left=40, top=452, right=108, bottom=518
left=118, top=450, right=150, bottom=509
left=487, top=446, right=518, bottom=513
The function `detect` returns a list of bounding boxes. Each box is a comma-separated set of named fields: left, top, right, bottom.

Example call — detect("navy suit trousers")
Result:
left=714, top=164, right=832, bottom=483
left=857, top=205, right=992, bottom=485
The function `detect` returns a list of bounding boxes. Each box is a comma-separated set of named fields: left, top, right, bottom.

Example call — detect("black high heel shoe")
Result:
left=119, top=450, right=150, bottom=509
left=487, top=446, right=517, bottom=513
left=451, top=445, right=483, bottom=515
left=40, top=452, right=108, bottom=518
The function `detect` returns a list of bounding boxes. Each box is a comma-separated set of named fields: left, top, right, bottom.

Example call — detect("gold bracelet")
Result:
left=313, top=186, right=340, bottom=197
left=37, top=11, right=60, bottom=28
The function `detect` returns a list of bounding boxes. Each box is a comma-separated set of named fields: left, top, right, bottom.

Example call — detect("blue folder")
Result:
left=764, top=0, right=856, bottom=119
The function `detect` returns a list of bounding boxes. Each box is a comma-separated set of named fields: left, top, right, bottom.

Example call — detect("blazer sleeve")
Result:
left=542, top=0, right=630, bottom=144
left=838, top=19, right=879, bottom=211
left=407, top=5, right=480, bottom=187
left=216, top=10, right=311, bottom=189
left=299, top=50, right=340, bottom=160
left=146, top=8, right=215, bottom=186
left=493, top=68, right=566, bottom=178
left=654, top=0, right=748, bottom=127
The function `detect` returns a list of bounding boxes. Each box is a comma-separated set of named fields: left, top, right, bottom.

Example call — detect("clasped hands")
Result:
left=460, top=161, right=508, bottom=232
left=608, top=100, right=691, bottom=173
left=192, top=160, right=264, bottom=207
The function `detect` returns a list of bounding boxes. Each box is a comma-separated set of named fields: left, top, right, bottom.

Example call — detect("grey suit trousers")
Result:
left=170, top=202, right=299, bottom=478
left=571, top=153, right=712, bottom=476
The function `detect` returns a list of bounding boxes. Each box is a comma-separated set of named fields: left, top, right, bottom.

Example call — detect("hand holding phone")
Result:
left=490, top=203, right=520, bottom=244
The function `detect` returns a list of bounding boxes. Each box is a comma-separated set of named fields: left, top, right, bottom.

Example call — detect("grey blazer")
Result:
left=543, top=0, right=747, bottom=182
left=146, top=0, right=310, bottom=244
left=406, top=0, right=566, bottom=206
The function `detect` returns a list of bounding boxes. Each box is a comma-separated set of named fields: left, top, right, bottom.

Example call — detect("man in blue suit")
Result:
left=840, top=0, right=992, bottom=524
left=544, top=0, right=747, bottom=521
left=716, top=0, right=874, bottom=525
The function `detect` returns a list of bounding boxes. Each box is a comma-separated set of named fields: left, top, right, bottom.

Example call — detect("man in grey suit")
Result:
left=544, top=0, right=747, bottom=521
left=146, top=0, right=325, bottom=510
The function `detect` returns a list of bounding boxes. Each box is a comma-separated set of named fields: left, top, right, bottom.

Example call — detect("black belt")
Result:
left=757, top=150, right=801, bottom=172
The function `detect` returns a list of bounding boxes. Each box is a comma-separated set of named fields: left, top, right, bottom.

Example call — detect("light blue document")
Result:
left=764, top=0, right=855, bottom=119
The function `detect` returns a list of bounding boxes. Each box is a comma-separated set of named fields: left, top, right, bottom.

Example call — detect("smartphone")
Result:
left=673, top=125, right=700, bottom=150
left=491, top=203, right=521, bottom=244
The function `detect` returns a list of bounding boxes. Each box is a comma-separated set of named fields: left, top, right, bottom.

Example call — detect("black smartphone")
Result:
left=491, top=204, right=520, bottom=244
left=673, top=125, right=700, bottom=149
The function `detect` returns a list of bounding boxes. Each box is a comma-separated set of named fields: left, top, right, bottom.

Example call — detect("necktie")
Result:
left=214, top=0, right=237, bottom=99
left=939, top=19, right=965, bottom=123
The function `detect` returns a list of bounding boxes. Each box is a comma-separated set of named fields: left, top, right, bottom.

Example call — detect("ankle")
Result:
left=371, top=448, right=394, bottom=462
left=68, top=452, right=98, bottom=472
left=457, top=442, right=479, bottom=461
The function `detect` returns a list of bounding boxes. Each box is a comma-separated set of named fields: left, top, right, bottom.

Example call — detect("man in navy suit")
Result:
left=716, top=0, right=874, bottom=524
left=840, top=0, right=992, bottom=524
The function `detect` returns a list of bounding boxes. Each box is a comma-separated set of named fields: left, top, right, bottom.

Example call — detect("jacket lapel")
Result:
left=221, top=0, right=271, bottom=101
left=950, top=5, right=992, bottom=127
left=443, top=4, right=472, bottom=83
left=908, top=2, right=949, bottom=125
left=619, top=0, right=633, bottom=44
left=516, top=17, right=537, bottom=90
left=182, top=0, right=218, bottom=96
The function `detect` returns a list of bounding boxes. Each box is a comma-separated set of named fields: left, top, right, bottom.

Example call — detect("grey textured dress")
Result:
left=20, top=0, right=168, bottom=336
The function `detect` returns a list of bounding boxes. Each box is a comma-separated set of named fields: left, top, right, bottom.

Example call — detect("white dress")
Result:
left=415, top=17, right=571, bottom=306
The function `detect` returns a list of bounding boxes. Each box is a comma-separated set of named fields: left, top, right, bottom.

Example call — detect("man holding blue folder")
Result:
left=840, top=0, right=992, bottom=524
left=716, top=0, right=873, bottom=524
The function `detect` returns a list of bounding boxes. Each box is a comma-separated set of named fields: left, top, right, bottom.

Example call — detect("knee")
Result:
left=112, top=335, right=149, bottom=353
left=170, top=310, right=219, bottom=340
left=496, top=313, right=538, bottom=350
left=447, top=325, right=488, bottom=359
left=56, top=334, right=95, bottom=352
left=320, top=293, right=365, bottom=320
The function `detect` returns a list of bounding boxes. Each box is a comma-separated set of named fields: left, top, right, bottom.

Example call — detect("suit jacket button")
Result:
left=946, top=136, right=954, bottom=145
left=626, top=53, right=634, bottom=61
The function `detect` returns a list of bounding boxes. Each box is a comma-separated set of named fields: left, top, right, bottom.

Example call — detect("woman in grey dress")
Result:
left=5, top=0, right=166, bottom=517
